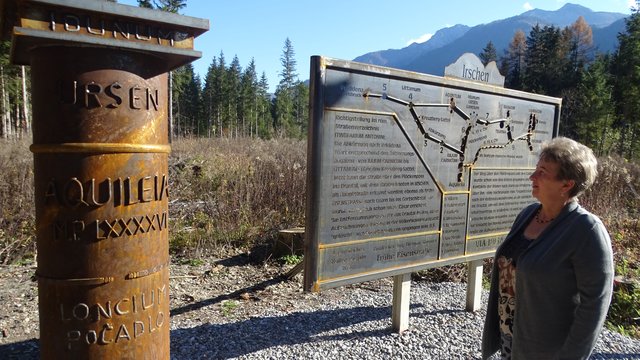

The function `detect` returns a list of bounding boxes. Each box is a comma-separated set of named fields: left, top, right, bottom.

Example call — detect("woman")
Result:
left=481, top=137, right=614, bottom=360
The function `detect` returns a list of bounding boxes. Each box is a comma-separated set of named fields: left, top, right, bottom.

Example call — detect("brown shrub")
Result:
left=168, top=137, right=306, bottom=257
left=582, top=156, right=640, bottom=267
left=1, top=137, right=639, bottom=270
left=0, top=138, right=35, bottom=264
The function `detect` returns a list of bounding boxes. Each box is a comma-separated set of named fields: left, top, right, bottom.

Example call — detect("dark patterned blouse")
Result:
left=496, top=232, right=532, bottom=360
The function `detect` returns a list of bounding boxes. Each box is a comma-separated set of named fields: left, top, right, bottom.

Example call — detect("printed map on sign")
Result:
left=304, top=56, right=561, bottom=291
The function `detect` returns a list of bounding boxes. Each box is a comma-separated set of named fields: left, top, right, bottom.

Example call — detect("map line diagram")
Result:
left=363, top=90, right=539, bottom=182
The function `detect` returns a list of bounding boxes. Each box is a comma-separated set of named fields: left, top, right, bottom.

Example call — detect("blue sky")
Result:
left=119, top=1, right=634, bottom=92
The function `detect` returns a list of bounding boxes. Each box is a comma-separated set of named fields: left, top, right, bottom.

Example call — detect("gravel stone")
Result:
left=1, top=253, right=639, bottom=359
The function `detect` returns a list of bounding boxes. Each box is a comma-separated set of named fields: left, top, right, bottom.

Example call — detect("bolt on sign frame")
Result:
left=0, top=0, right=207, bottom=358
left=304, top=56, right=561, bottom=292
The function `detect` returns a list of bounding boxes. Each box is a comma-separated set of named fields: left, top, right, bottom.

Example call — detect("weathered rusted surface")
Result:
left=32, top=46, right=171, bottom=359
left=2, top=0, right=208, bottom=358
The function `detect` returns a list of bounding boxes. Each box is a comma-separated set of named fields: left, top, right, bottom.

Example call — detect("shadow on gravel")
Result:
left=168, top=304, right=640, bottom=359
left=2, top=323, right=639, bottom=359
left=171, top=275, right=289, bottom=317
left=0, top=339, right=39, bottom=360
left=170, top=304, right=400, bottom=358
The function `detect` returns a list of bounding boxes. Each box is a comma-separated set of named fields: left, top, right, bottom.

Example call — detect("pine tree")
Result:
left=479, top=41, right=498, bottom=66
left=172, top=64, right=202, bottom=136
left=274, top=38, right=298, bottom=137
left=152, top=0, right=186, bottom=13
left=202, top=58, right=218, bottom=137
left=612, top=9, right=640, bottom=158
left=239, top=58, right=259, bottom=137
left=257, top=72, right=273, bottom=138
left=278, top=38, right=298, bottom=90
left=500, top=30, right=527, bottom=90
left=523, top=24, right=564, bottom=95
left=293, top=81, right=309, bottom=138
left=215, top=51, right=229, bottom=136
left=228, top=55, right=242, bottom=138
left=570, top=55, right=616, bottom=155
left=137, top=0, right=153, bottom=8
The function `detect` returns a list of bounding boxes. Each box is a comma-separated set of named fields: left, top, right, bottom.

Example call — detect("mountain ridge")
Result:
left=353, top=3, right=627, bottom=76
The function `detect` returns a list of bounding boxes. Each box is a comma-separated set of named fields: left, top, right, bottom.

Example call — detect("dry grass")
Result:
left=0, top=138, right=638, bottom=268
left=0, top=138, right=35, bottom=264
left=167, top=137, right=306, bottom=258
left=582, top=156, right=640, bottom=268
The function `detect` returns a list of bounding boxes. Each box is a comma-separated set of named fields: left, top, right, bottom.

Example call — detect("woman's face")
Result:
left=529, top=158, right=571, bottom=203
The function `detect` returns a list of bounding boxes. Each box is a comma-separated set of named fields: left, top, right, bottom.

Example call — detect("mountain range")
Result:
left=353, top=3, right=628, bottom=76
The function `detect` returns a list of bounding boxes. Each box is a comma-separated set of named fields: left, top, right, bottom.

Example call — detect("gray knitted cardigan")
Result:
left=482, top=201, right=614, bottom=360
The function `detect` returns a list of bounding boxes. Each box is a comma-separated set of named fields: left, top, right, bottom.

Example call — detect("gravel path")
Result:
left=1, top=254, right=639, bottom=359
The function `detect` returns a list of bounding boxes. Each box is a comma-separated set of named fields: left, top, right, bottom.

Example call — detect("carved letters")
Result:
left=59, top=80, right=160, bottom=111
left=45, top=175, right=169, bottom=208
left=60, top=286, right=167, bottom=349
left=45, top=175, right=169, bottom=242
left=48, top=11, right=188, bottom=48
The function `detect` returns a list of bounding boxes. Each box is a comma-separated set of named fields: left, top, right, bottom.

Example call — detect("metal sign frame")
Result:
left=304, top=56, right=561, bottom=292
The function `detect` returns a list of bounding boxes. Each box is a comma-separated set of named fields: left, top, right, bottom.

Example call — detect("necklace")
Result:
left=535, top=208, right=554, bottom=224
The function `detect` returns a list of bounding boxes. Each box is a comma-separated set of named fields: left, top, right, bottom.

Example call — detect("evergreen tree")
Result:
left=479, top=41, right=498, bottom=66
left=257, top=72, right=273, bottom=138
left=202, top=58, right=218, bottom=137
left=137, top=0, right=153, bottom=8
left=215, top=51, right=229, bottom=136
left=278, top=38, right=298, bottom=90
left=228, top=55, right=242, bottom=137
left=239, top=58, right=259, bottom=137
left=612, top=8, right=640, bottom=158
left=568, top=55, right=616, bottom=155
left=274, top=38, right=298, bottom=137
left=293, top=81, right=309, bottom=138
left=172, top=64, right=202, bottom=136
left=152, top=0, right=186, bottom=13
left=500, top=30, right=527, bottom=90
left=523, top=24, right=565, bottom=96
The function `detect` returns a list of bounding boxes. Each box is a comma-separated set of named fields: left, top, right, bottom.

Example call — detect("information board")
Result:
left=304, top=56, right=561, bottom=292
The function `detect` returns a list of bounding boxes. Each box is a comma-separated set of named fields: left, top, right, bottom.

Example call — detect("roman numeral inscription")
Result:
left=44, top=175, right=169, bottom=242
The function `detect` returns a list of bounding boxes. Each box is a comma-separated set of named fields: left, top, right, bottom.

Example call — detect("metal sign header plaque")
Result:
left=1, top=0, right=208, bottom=71
left=304, top=56, right=561, bottom=291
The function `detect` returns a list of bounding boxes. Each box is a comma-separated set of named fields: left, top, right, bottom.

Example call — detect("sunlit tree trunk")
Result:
left=0, top=65, right=7, bottom=139
left=21, top=66, right=29, bottom=136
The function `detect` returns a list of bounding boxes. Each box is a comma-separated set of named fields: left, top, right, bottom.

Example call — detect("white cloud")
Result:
left=628, top=0, right=637, bottom=11
left=406, top=33, right=433, bottom=46
left=523, top=2, right=534, bottom=10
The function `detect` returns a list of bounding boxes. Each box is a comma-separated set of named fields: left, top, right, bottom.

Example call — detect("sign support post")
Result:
left=465, top=259, right=484, bottom=312
left=392, top=273, right=411, bottom=333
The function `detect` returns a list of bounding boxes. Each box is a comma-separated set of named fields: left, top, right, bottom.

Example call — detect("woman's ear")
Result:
left=562, top=179, right=576, bottom=195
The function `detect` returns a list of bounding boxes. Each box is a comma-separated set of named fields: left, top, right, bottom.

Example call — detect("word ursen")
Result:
left=59, top=81, right=159, bottom=111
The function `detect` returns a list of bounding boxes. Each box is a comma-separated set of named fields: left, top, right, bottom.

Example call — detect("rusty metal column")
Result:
left=1, top=1, right=208, bottom=359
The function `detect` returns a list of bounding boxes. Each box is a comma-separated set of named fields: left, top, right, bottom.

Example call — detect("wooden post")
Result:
left=466, top=259, right=484, bottom=311
left=392, top=273, right=411, bottom=333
